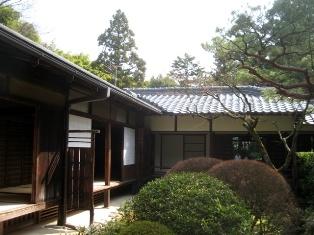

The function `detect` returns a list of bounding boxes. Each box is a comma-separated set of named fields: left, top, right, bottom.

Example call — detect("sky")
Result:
left=24, top=0, right=273, bottom=79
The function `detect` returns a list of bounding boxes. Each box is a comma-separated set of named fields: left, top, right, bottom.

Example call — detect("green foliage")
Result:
left=302, top=207, right=314, bottom=235
left=0, top=5, right=20, bottom=27
left=95, top=9, right=146, bottom=88
left=0, top=4, right=40, bottom=42
left=209, top=160, right=298, bottom=234
left=147, top=75, right=177, bottom=88
left=81, top=219, right=128, bottom=235
left=50, top=49, right=111, bottom=82
left=122, top=172, right=253, bottom=235
left=119, top=221, right=174, bottom=235
left=207, top=0, right=314, bottom=99
left=297, top=152, right=314, bottom=205
left=169, top=53, right=208, bottom=87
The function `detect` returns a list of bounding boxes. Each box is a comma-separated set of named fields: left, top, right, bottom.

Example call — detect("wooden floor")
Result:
left=0, top=184, right=32, bottom=195
left=0, top=186, right=52, bottom=225
left=93, top=180, right=135, bottom=193
left=0, top=202, right=29, bottom=213
left=0, top=201, right=55, bottom=223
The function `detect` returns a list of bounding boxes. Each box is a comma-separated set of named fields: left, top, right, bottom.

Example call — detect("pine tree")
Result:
left=95, top=9, right=146, bottom=88
left=169, top=53, right=206, bottom=87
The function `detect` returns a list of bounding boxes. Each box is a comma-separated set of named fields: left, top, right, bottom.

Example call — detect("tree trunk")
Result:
left=242, top=116, right=275, bottom=169
left=249, top=126, right=275, bottom=169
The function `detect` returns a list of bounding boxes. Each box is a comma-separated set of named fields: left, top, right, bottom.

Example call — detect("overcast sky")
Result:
left=25, top=0, right=272, bottom=79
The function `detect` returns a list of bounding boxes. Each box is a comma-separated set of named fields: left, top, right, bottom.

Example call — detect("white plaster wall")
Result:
left=92, top=101, right=110, bottom=119
left=256, top=115, right=294, bottom=131
left=71, top=102, right=89, bottom=113
left=144, top=116, right=175, bottom=131
left=111, top=105, right=127, bottom=123
left=145, top=114, right=314, bottom=133
left=212, top=115, right=301, bottom=132
left=177, top=116, right=209, bottom=131
left=213, top=116, right=246, bottom=132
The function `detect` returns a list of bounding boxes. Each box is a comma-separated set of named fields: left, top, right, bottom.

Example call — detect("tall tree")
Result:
left=0, top=0, right=40, bottom=42
left=95, top=9, right=146, bottom=88
left=205, top=0, right=314, bottom=173
left=169, top=53, right=206, bottom=87
left=206, top=0, right=314, bottom=100
left=147, top=74, right=177, bottom=88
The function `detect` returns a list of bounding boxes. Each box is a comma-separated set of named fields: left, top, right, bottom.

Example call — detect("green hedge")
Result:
left=119, top=221, right=174, bottom=235
left=122, top=172, right=253, bottom=235
left=297, top=152, right=314, bottom=205
left=208, top=160, right=298, bottom=234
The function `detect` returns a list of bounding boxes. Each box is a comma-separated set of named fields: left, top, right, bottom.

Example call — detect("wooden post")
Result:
left=31, top=106, right=39, bottom=203
left=104, top=122, right=111, bottom=207
left=90, top=133, right=96, bottom=225
left=208, top=118, right=213, bottom=157
left=57, top=99, right=69, bottom=226
left=0, top=222, right=3, bottom=235
left=104, top=190, right=110, bottom=208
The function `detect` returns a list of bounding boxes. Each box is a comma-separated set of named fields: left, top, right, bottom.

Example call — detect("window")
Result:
left=232, top=136, right=261, bottom=160
left=184, top=135, right=206, bottom=159
left=160, top=134, right=206, bottom=169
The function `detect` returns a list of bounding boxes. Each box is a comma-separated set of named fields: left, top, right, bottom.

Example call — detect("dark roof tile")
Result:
left=125, top=86, right=307, bottom=115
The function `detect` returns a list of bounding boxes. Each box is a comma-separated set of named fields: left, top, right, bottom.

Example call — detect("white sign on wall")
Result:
left=123, top=127, right=135, bottom=165
left=68, top=114, right=92, bottom=148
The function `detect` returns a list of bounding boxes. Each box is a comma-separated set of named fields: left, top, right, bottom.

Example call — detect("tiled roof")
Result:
left=125, top=86, right=307, bottom=115
left=305, top=114, right=314, bottom=125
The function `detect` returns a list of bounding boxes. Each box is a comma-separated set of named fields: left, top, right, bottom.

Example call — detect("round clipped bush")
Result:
left=208, top=160, right=297, bottom=233
left=166, top=157, right=222, bottom=175
left=122, top=172, right=252, bottom=235
left=119, top=221, right=174, bottom=235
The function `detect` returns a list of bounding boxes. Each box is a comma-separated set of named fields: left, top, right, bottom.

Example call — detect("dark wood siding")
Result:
left=35, top=106, right=64, bottom=202
left=0, top=117, right=33, bottom=187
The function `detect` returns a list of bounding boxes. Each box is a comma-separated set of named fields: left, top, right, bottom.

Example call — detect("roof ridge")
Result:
left=125, top=85, right=265, bottom=91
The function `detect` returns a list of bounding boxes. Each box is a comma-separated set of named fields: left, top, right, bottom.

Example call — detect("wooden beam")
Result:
left=69, top=95, right=109, bottom=105
left=69, top=87, right=110, bottom=104
left=31, top=106, right=39, bottom=203
left=57, top=95, right=70, bottom=226
left=208, top=118, right=213, bottom=157
left=104, top=122, right=111, bottom=208
left=174, top=116, right=177, bottom=131
left=90, top=133, right=96, bottom=225
left=0, top=222, right=3, bottom=235
left=104, top=122, right=111, bottom=186
left=104, top=190, right=110, bottom=207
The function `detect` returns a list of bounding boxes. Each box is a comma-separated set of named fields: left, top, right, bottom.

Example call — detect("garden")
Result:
left=81, top=153, right=314, bottom=235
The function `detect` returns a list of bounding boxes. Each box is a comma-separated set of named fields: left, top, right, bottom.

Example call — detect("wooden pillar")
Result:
left=89, top=132, right=96, bottom=225
left=104, top=122, right=111, bottom=207
left=105, top=122, right=111, bottom=185
left=57, top=98, right=69, bottom=226
left=31, top=106, right=39, bottom=203
left=208, top=118, right=213, bottom=157
left=0, top=222, right=3, bottom=235
left=104, top=190, right=110, bottom=207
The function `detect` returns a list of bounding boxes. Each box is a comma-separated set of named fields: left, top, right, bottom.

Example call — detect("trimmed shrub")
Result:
left=209, top=160, right=297, bottom=234
left=297, top=152, right=314, bottom=205
left=82, top=219, right=128, bottom=235
left=302, top=207, right=314, bottom=235
left=119, top=221, right=174, bottom=235
left=166, top=157, right=222, bottom=175
left=122, top=172, right=253, bottom=235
